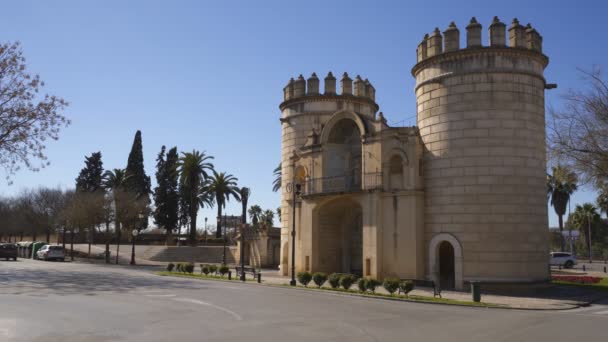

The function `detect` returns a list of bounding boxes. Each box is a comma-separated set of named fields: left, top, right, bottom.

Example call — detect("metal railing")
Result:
left=302, top=172, right=383, bottom=196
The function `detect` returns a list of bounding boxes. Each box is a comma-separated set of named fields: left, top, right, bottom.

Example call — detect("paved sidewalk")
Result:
left=255, top=269, right=607, bottom=310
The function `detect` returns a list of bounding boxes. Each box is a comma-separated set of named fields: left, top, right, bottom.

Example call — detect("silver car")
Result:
left=37, top=245, right=65, bottom=261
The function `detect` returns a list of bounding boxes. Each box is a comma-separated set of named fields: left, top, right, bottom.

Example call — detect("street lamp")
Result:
left=222, top=214, right=227, bottom=265
left=290, top=183, right=302, bottom=286
left=204, top=217, right=208, bottom=243
left=587, top=212, right=593, bottom=263
left=130, top=213, right=144, bottom=265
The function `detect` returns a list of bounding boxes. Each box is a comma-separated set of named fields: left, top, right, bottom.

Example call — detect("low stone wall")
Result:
left=147, top=246, right=237, bottom=264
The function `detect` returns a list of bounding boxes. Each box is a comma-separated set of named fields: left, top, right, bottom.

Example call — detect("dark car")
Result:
left=0, top=243, right=18, bottom=261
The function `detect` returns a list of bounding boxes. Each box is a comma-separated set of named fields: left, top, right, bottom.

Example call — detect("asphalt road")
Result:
left=1, top=259, right=607, bottom=342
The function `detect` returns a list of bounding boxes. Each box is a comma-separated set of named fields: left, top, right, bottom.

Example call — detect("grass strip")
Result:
left=157, top=271, right=255, bottom=282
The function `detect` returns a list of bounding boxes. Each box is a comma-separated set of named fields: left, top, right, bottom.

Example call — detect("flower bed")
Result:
left=551, top=275, right=603, bottom=284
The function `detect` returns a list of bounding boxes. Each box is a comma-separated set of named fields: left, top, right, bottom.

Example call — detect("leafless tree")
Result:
left=548, top=66, right=608, bottom=186
left=0, top=42, right=70, bottom=182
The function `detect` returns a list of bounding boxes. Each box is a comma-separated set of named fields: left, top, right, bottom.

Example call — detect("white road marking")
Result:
left=172, top=297, right=243, bottom=321
left=144, top=294, right=176, bottom=298
left=594, top=310, right=608, bottom=315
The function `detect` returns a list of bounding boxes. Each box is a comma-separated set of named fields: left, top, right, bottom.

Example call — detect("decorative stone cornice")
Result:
left=279, top=94, right=379, bottom=112
left=411, top=46, right=549, bottom=77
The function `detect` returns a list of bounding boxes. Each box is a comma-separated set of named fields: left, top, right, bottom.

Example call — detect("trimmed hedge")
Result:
left=399, top=280, right=414, bottom=296
left=382, top=278, right=400, bottom=295
left=339, top=274, right=356, bottom=290
left=312, top=272, right=327, bottom=288
left=364, top=278, right=381, bottom=293
left=297, top=271, right=312, bottom=287
left=166, top=263, right=175, bottom=272
left=328, top=273, right=341, bottom=289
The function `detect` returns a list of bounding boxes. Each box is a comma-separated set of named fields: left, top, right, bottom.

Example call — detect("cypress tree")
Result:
left=125, top=130, right=151, bottom=229
left=153, top=146, right=179, bottom=243
left=75, top=152, right=104, bottom=192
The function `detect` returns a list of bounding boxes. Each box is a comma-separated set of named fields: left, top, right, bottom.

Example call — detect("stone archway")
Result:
left=428, top=233, right=463, bottom=290
left=314, top=198, right=363, bottom=275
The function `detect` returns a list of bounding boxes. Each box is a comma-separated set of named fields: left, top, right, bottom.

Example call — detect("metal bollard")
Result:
left=257, top=273, right=261, bottom=283
left=471, top=282, right=481, bottom=303
left=228, top=271, right=232, bottom=280
left=604, top=266, right=606, bottom=273
left=559, top=264, right=562, bottom=270
left=583, top=265, right=586, bottom=271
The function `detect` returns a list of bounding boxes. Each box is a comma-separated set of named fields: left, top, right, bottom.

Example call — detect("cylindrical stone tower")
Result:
left=413, top=17, right=549, bottom=285
left=278, top=72, right=378, bottom=275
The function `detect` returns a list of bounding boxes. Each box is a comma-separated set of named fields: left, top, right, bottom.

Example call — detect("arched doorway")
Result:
left=324, top=119, right=362, bottom=192
left=438, top=241, right=455, bottom=290
left=428, top=233, right=463, bottom=290
left=315, top=198, right=363, bottom=275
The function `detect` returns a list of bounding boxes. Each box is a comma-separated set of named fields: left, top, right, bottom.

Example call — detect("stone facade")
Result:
left=279, top=16, right=550, bottom=289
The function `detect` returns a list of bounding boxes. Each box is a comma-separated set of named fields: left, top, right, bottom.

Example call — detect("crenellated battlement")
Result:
left=282, top=72, right=376, bottom=103
left=415, top=16, right=544, bottom=64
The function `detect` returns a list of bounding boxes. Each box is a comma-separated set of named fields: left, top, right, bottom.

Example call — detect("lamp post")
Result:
left=240, top=224, right=246, bottom=281
left=587, top=212, right=593, bottom=263
left=290, top=183, right=301, bottom=286
left=204, top=217, right=208, bottom=243
left=222, top=214, right=228, bottom=265
left=130, top=213, right=144, bottom=265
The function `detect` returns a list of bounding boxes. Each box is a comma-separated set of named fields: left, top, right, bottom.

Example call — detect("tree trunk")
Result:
left=216, top=206, right=223, bottom=238
left=558, top=215, right=565, bottom=251
left=32, top=231, right=37, bottom=242
left=105, top=220, right=111, bottom=264
left=189, top=190, right=197, bottom=245
left=70, top=230, right=74, bottom=261
left=62, top=226, right=66, bottom=249
left=46, top=229, right=50, bottom=244
left=115, top=227, right=121, bottom=265
left=166, top=228, right=172, bottom=246
left=19, top=232, right=23, bottom=241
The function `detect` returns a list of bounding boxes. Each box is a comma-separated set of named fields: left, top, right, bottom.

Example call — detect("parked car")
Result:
left=550, top=252, right=577, bottom=268
left=36, top=245, right=65, bottom=261
left=0, top=243, right=18, bottom=261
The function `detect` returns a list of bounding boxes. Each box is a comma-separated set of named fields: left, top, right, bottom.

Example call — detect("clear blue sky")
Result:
left=0, top=0, right=605, bottom=228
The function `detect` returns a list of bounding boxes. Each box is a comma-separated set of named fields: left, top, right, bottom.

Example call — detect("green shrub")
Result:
left=209, top=264, right=218, bottom=274
left=176, top=263, right=183, bottom=272
left=399, top=280, right=414, bottom=296
left=166, top=263, right=175, bottom=272
left=357, top=278, right=367, bottom=292
left=364, top=278, right=381, bottom=293
left=382, top=278, right=400, bottom=295
left=328, top=273, right=341, bottom=289
left=219, top=265, right=229, bottom=277
left=201, top=264, right=210, bottom=275
left=312, top=272, right=327, bottom=288
left=297, top=271, right=312, bottom=287
left=184, top=262, right=195, bottom=274
left=340, top=274, right=356, bottom=290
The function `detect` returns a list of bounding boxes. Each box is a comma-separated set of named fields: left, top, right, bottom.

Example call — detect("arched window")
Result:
left=389, top=155, right=403, bottom=190
left=324, top=119, right=362, bottom=191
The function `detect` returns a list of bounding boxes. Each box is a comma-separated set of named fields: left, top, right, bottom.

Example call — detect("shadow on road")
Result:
left=0, top=262, right=208, bottom=296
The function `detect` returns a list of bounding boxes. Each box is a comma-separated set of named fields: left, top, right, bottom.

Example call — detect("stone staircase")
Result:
left=147, top=246, right=237, bottom=264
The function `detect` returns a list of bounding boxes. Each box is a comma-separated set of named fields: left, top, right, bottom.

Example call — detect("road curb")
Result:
left=154, top=271, right=594, bottom=311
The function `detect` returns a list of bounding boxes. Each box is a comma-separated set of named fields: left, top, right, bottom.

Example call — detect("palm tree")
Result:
left=260, top=209, right=275, bottom=229
left=272, top=163, right=281, bottom=192
left=208, top=171, right=240, bottom=238
left=102, top=168, right=130, bottom=264
left=547, top=165, right=578, bottom=251
left=238, top=187, right=250, bottom=225
left=596, top=182, right=608, bottom=217
left=570, top=203, right=601, bottom=261
left=177, top=151, right=214, bottom=245
left=248, top=205, right=262, bottom=226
